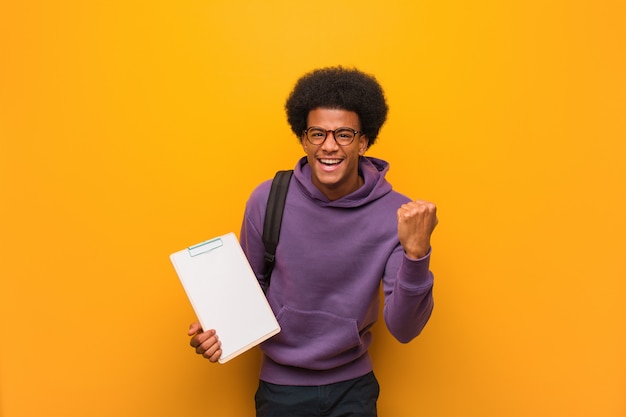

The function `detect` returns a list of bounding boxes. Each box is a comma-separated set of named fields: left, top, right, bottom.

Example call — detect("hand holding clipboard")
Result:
left=170, top=232, right=280, bottom=364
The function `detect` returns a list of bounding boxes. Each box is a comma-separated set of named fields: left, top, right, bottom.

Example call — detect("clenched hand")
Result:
left=397, top=200, right=438, bottom=259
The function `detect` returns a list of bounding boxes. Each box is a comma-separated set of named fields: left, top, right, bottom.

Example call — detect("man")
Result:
left=188, top=67, right=438, bottom=416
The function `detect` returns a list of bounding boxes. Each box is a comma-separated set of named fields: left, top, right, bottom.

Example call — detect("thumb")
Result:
left=187, top=321, right=202, bottom=336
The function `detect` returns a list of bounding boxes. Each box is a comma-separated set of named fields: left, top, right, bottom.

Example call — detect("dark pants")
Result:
left=255, top=372, right=379, bottom=417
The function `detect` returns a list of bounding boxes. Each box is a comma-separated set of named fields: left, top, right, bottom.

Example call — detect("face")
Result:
left=301, top=108, right=368, bottom=201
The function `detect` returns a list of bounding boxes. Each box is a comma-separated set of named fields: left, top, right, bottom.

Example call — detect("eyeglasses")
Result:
left=303, top=127, right=361, bottom=146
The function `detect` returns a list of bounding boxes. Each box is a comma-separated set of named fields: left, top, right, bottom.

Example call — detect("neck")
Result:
left=322, top=174, right=364, bottom=201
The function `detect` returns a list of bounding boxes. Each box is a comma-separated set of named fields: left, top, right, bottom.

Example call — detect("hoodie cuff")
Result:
left=398, top=248, right=433, bottom=292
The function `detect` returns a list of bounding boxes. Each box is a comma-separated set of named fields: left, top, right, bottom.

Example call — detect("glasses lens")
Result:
left=306, top=128, right=327, bottom=144
left=334, top=128, right=355, bottom=145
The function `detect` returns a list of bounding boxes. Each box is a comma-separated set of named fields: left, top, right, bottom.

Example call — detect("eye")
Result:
left=335, top=129, right=354, bottom=139
left=307, top=128, right=326, bottom=139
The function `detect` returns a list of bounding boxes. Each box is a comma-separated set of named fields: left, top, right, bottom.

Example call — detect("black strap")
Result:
left=262, top=170, right=293, bottom=292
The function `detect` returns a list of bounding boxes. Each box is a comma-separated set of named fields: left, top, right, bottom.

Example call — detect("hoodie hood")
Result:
left=293, top=156, right=393, bottom=208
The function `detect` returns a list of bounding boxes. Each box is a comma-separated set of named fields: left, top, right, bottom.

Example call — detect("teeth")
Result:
left=320, top=159, right=341, bottom=165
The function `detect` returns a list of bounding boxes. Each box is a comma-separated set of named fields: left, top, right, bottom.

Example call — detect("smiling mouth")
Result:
left=319, top=158, right=342, bottom=166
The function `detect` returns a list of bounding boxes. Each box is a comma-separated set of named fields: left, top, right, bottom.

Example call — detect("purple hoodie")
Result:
left=240, top=156, right=434, bottom=386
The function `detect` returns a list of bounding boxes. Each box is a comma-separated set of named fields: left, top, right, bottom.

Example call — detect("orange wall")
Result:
left=1, top=1, right=625, bottom=416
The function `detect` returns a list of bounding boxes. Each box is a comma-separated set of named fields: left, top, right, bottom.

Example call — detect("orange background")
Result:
left=1, top=1, right=625, bottom=416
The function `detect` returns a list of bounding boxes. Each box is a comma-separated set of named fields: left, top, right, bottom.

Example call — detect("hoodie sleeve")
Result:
left=382, top=246, right=435, bottom=343
left=239, top=180, right=272, bottom=289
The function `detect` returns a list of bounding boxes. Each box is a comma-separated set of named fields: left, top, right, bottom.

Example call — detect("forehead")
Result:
left=307, top=108, right=361, bottom=129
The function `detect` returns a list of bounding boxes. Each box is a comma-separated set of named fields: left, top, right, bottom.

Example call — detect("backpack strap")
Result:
left=262, top=170, right=293, bottom=292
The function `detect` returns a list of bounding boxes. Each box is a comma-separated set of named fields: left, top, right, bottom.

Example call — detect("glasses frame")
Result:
left=303, top=127, right=362, bottom=146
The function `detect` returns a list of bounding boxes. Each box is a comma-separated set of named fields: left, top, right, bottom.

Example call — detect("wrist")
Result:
left=405, top=247, right=430, bottom=260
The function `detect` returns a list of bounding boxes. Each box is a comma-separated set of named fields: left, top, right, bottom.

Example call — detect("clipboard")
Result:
left=170, top=232, right=280, bottom=364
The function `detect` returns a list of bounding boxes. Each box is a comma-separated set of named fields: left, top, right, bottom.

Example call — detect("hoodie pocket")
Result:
left=262, top=305, right=365, bottom=370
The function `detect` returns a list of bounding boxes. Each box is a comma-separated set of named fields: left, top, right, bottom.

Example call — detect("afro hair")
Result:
left=285, top=67, right=388, bottom=148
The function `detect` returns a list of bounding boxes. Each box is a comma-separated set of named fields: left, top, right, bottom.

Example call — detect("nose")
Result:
left=320, top=130, right=340, bottom=150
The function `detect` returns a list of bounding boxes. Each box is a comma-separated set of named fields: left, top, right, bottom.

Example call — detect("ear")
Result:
left=358, top=135, right=368, bottom=155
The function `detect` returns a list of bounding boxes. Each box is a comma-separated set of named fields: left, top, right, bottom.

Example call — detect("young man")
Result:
left=188, top=67, right=438, bottom=416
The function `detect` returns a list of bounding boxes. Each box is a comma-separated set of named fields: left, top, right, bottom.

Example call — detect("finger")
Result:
left=187, top=321, right=202, bottom=336
left=207, top=347, right=223, bottom=363
left=398, top=201, right=437, bottom=218
left=397, top=205, right=414, bottom=221
left=190, top=329, right=215, bottom=348
left=195, top=332, right=219, bottom=354
left=397, top=203, right=423, bottom=221
left=202, top=339, right=222, bottom=360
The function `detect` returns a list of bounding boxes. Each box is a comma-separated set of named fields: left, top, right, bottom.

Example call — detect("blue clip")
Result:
left=188, top=237, right=223, bottom=257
